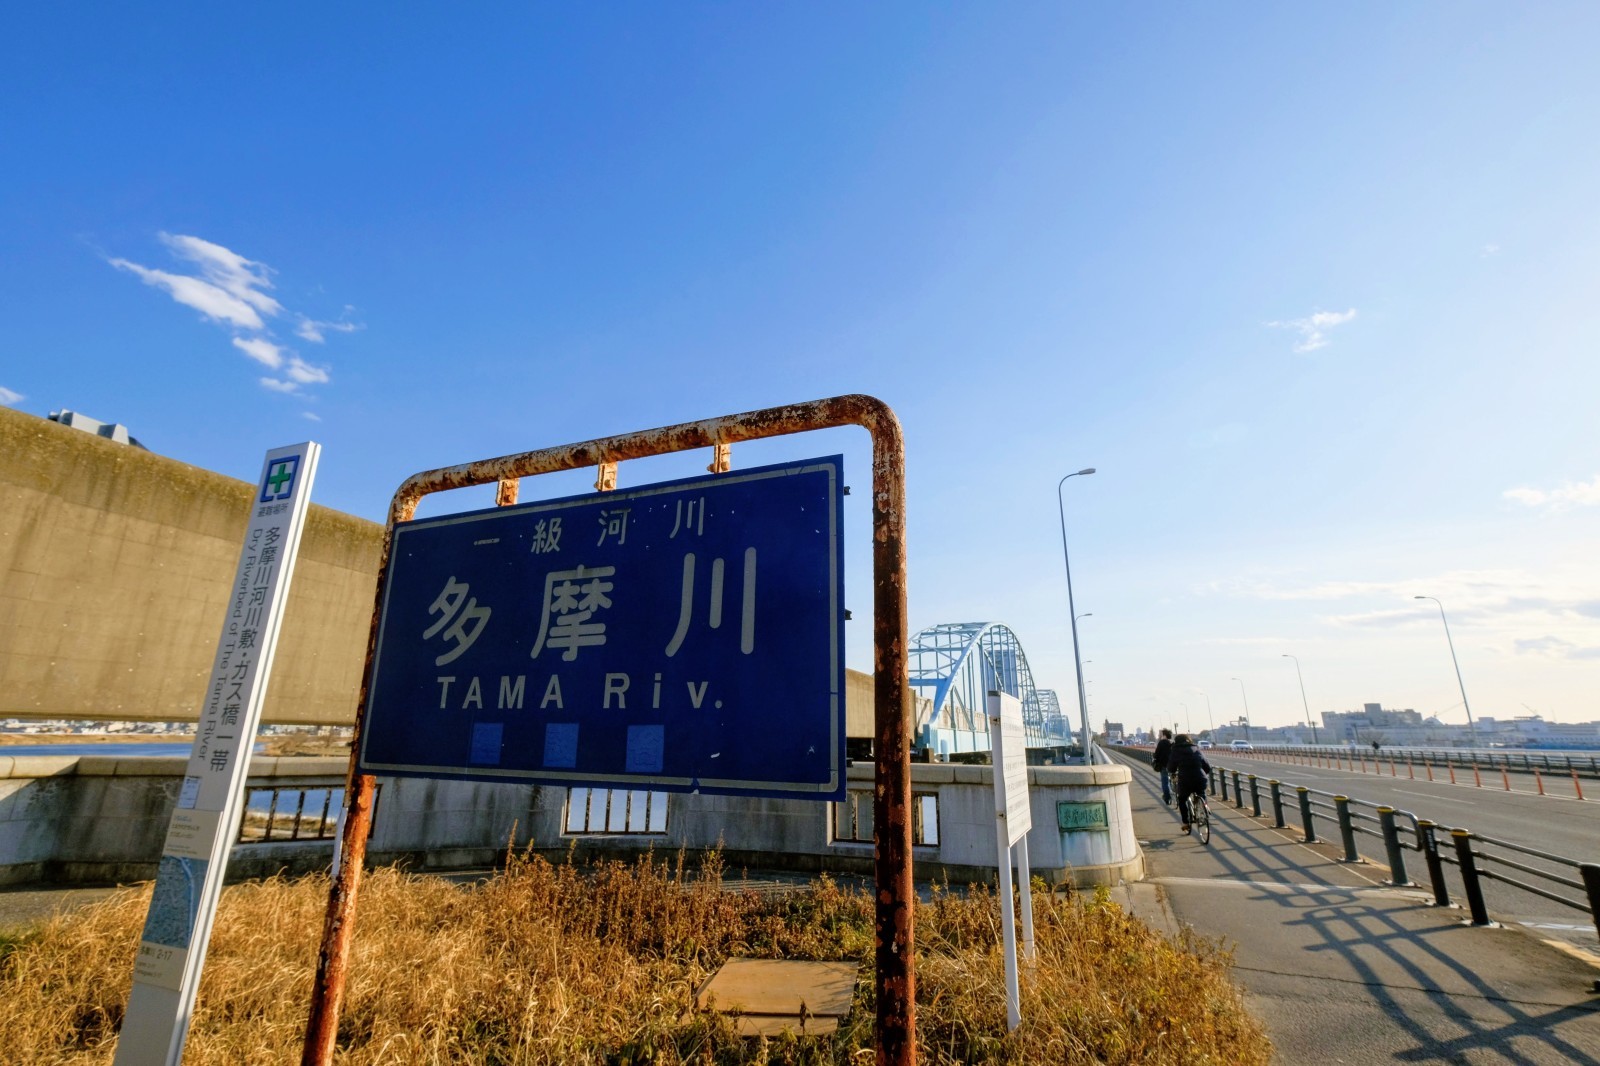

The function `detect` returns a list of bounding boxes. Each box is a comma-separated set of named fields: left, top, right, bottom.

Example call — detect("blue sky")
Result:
left=5, top=5, right=1599, bottom=731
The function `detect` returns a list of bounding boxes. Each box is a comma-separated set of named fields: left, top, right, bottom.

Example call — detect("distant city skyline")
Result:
left=5, top=6, right=1599, bottom=726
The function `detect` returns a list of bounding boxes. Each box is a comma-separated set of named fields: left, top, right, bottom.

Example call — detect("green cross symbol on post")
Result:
left=262, top=458, right=297, bottom=501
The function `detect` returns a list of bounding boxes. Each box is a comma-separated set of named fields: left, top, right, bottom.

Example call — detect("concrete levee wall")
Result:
left=0, top=755, right=1142, bottom=889
left=0, top=406, right=892, bottom=734
left=0, top=405, right=382, bottom=724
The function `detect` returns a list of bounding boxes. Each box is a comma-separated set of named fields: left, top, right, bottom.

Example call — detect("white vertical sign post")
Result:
left=115, top=443, right=320, bottom=1066
left=989, top=690, right=1035, bottom=1033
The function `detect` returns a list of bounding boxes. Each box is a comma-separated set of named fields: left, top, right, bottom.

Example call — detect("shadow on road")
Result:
left=1116, top=750, right=1600, bottom=1065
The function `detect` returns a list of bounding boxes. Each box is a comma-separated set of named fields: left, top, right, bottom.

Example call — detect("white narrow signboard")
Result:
left=988, top=690, right=1036, bottom=1032
left=115, top=443, right=320, bottom=1066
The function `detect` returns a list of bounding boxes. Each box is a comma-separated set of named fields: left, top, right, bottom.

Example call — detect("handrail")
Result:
left=1107, top=743, right=1600, bottom=941
left=1213, top=742, right=1600, bottom=781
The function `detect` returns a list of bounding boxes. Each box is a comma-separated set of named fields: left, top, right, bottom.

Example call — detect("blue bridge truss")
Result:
left=907, top=621, right=1067, bottom=757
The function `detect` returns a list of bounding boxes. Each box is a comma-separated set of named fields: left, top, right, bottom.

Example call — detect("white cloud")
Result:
left=1187, top=635, right=1288, bottom=647
left=1514, top=636, right=1600, bottom=661
left=302, top=411, right=322, bottom=422
left=110, top=259, right=266, bottom=329
left=295, top=314, right=360, bottom=343
left=160, top=233, right=283, bottom=319
left=111, top=233, right=353, bottom=400
left=1266, top=308, right=1357, bottom=353
left=284, top=356, right=330, bottom=385
left=232, top=337, right=285, bottom=369
left=0, top=386, right=22, bottom=405
left=1503, top=475, right=1600, bottom=512
left=1482, top=243, right=1501, bottom=258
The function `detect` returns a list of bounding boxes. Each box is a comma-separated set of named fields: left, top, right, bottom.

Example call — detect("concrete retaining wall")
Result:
left=0, top=405, right=381, bottom=725
left=0, top=754, right=1141, bottom=889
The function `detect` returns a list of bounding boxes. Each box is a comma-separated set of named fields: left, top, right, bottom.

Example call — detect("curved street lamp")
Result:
left=1282, top=654, right=1320, bottom=745
left=1415, top=596, right=1479, bottom=747
left=1231, top=676, right=1252, bottom=740
left=1057, top=467, right=1096, bottom=761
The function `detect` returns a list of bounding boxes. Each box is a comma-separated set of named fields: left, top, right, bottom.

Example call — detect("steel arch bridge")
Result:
left=907, top=621, right=1065, bottom=757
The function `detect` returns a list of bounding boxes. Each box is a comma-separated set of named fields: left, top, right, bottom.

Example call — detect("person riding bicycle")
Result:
left=1167, top=733, right=1211, bottom=834
left=1151, top=728, right=1174, bottom=805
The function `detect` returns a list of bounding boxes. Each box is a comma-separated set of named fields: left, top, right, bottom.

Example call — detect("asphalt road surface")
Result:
left=1109, top=748, right=1600, bottom=1064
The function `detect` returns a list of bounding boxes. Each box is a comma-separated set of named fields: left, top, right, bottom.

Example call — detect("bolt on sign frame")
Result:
left=300, top=395, right=916, bottom=1066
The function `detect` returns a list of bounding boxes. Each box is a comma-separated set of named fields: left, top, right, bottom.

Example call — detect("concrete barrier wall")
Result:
left=0, top=755, right=1141, bottom=889
left=0, top=406, right=382, bottom=724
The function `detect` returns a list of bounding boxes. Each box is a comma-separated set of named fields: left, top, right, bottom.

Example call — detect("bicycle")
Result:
left=1185, top=789, right=1211, bottom=844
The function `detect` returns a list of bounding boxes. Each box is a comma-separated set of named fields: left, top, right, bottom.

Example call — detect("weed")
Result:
left=0, top=853, right=1268, bottom=1064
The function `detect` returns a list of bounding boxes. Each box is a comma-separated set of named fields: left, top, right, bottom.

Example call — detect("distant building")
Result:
left=1321, top=703, right=1424, bottom=743
left=47, top=409, right=147, bottom=450
left=1102, top=721, right=1125, bottom=742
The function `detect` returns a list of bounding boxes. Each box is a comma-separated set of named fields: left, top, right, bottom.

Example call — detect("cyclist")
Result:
left=1151, top=728, right=1174, bottom=805
left=1167, top=733, right=1211, bottom=835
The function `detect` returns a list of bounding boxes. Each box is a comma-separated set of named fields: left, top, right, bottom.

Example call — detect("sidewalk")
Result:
left=1108, top=751, right=1600, bottom=1065
left=0, top=884, right=122, bottom=933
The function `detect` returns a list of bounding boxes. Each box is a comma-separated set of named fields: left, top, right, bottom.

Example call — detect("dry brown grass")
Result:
left=0, top=850, right=1269, bottom=1064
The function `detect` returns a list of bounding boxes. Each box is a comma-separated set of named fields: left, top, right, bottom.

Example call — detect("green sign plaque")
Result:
left=1056, top=800, right=1109, bottom=832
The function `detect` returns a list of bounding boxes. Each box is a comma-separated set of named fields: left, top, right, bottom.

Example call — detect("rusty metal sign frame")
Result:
left=300, top=394, right=915, bottom=1065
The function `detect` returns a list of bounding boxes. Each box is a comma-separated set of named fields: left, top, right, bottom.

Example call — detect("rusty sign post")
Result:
left=300, top=395, right=914, bottom=1065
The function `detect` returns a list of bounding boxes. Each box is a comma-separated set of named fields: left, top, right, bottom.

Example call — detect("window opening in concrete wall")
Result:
left=834, top=790, right=939, bottom=846
left=564, top=787, right=668, bottom=834
left=238, top=785, right=379, bottom=843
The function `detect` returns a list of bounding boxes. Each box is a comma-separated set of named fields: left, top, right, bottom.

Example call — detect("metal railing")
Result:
left=1226, top=743, right=1600, bottom=784
left=1112, top=745, right=1600, bottom=941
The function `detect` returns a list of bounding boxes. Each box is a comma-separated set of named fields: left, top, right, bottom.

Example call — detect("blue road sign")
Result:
left=358, top=455, right=846, bottom=799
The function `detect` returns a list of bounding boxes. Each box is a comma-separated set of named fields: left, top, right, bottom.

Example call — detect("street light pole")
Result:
left=1180, top=702, right=1190, bottom=733
left=1197, top=691, right=1214, bottom=734
left=1415, top=596, right=1479, bottom=748
left=1057, top=467, right=1096, bottom=762
left=1231, top=677, right=1252, bottom=740
left=1282, top=654, right=1320, bottom=745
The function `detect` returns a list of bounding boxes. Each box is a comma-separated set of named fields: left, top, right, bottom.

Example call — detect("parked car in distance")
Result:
left=1230, top=740, right=1254, bottom=751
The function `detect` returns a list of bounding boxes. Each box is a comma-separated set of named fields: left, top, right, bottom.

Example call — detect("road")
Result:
left=1107, top=748, right=1600, bottom=1064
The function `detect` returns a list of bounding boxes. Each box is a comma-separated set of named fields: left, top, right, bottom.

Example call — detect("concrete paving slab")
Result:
left=696, top=957, right=859, bottom=1038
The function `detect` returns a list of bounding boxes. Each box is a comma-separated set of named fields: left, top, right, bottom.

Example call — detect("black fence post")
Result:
left=1297, top=786, right=1316, bottom=843
left=1334, top=796, right=1358, bottom=862
left=1377, top=807, right=1408, bottom=885
left=1208, top=766, right=1218, bottom=797
left=1580, top=863, right=1600, bottom=943
left=1269, top=780, right=1285, bottom=828
left=1418, top=821, right=1449, bottom=906
left=1248, top=775, right=1262, bottom=817
left=1451, top=829, right=1492, bottom=925
left=1232, top=770, right=1245, bottom=808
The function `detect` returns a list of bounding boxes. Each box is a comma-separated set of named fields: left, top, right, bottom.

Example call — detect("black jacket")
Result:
left=1151, top=737, right=1172, bottom=771
left=1167, top=742, right=1210, bottom=791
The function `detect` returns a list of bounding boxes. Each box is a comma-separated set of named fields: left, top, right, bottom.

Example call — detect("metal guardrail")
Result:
left=1230, top=743, right=1600, bottom=785
left=1111, top=745, right=1600, bottom=942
